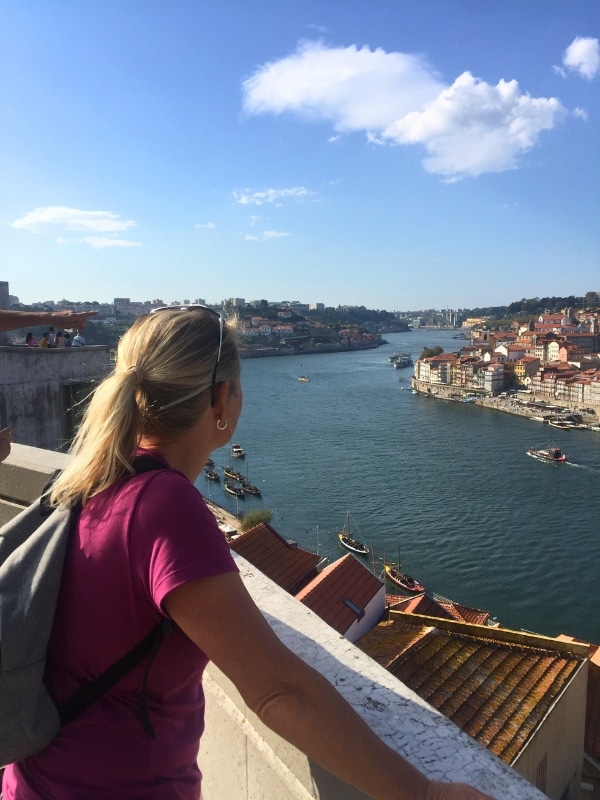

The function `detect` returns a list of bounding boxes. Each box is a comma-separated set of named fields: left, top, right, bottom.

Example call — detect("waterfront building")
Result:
left=357, top=612, right=588, bottom=800
left=229, top=522, right=321, bottom=595
left=296, top=554, right=386, bottom=643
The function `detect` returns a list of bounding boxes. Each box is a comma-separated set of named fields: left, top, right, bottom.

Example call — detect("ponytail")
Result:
left=49, top=309, right=240, bottom=508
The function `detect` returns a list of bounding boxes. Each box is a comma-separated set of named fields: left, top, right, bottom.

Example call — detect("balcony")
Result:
left=1, top=444, right=546, bottom=799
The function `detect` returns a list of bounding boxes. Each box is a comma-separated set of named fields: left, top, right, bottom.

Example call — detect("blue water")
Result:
left=197, top=330, right=600, bottom=644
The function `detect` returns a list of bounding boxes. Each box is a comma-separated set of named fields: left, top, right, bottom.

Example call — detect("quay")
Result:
left=410, top=378, right=599, bottom=427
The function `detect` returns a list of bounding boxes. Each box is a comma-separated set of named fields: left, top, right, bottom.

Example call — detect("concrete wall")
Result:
left=513, top=660, right=588, bottom=799
left=0, top=345, right=110, bottom=450
left=1, top=445, right=548, bottom=800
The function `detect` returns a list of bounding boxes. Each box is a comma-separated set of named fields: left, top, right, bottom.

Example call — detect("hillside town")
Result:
left=412, top=308, right=600, bottom=411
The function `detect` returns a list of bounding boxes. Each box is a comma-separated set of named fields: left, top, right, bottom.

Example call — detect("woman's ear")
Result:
left=211, top=380, right=230, bottom=417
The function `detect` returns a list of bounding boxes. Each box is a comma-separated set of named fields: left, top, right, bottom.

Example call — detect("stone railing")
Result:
left=0, top=444, right=545, bottom=799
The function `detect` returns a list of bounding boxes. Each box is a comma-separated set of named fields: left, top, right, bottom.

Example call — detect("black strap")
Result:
left=58, top=619, right=174, bottom=728
left=55, top=453, right=174, bottom=733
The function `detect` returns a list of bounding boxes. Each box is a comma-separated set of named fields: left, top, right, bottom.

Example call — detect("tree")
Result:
left=240, top=509, right=273, bottom=532
left=419, top=346, right=444, bottom=359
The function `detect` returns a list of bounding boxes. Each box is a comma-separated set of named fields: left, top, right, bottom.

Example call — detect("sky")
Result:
left=2, top=1, right=599, bottom=311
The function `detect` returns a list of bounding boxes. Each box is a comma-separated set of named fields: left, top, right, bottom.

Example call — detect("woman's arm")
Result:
left=164, top=572, right=494, bottom=800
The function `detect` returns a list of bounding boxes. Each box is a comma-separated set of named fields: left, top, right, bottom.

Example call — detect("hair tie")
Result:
left=127, top=365, right=144, bottom=386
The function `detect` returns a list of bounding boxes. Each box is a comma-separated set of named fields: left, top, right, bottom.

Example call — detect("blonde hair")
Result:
left=50, top=309, right=240, bottom=508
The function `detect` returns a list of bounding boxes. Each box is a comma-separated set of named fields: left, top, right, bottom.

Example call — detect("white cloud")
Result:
left=248, top=215, right=261, bottom=226
left=233, top=186, right=314, bottom=205
left=562, top=37, right=600, bottom=80
left=195, top=222, right=216, bottom=229
left=12, top=206, right=136, bottom=232
left=242, top=40, right=568, bottom=180
left=385, top=72, right=565, bottom=180
left=573, top=107, right=589, bottom=121
left=244, top=230, right=290, bottom=241
left=78, top=237, right=142, bottom=249
left=328, top=134, right=341, bottom=143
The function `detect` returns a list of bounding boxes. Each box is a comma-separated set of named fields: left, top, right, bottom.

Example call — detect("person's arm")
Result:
left=164, top=572, right=494, bottom=800
left=0, top=428, right=13, bottom=462
left=0, top=309, right=98, bottom=333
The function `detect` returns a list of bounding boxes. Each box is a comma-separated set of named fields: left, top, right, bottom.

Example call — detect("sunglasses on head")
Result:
left=150, top=304, right=224, bottom=406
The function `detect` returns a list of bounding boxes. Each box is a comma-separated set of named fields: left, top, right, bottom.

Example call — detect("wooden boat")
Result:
left=383, top=563, right=425, bottom=593
left=337, top=512, right=369, bottom=556
left=223, top=466, right=244, bottom=481
left=548, top=420, right=570, bottom=430
left=205, top=457, right=215, bottom=467
left=526, top=446, right=567, bottom=464
left=224, top=481, right=245, bottom=497
left=231, top=442, right=245, bottom=458
left=204, top=468, right=220, bottom=482
left=242, top=482, right=262, bottom=497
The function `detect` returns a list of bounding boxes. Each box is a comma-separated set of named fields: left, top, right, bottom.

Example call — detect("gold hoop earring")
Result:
left=216, top=419, right=228, bottom=431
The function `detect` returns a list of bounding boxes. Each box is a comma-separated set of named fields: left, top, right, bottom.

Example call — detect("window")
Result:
left=535, top=753, right=547, bottom=793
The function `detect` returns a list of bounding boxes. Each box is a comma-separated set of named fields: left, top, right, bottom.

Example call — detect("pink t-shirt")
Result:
left=3, top=455, right=237, bottom=800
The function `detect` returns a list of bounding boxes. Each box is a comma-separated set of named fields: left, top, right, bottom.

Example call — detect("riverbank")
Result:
left=239, top=339, right=386, bottom=358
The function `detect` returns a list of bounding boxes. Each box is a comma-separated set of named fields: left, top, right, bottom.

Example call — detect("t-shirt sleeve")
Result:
left=128, top=470, right=238, bottom=612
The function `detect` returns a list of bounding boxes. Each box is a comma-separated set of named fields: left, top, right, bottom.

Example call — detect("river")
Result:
left=196, top=330, right=600, bottom=644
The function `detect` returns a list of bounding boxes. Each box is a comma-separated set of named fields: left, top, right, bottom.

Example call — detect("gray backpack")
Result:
left=0, top=458, right=172, bottom=767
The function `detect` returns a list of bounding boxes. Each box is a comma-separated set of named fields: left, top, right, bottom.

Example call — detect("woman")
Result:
left=2, top=308, right=493, bottom=800
left=25, top=332, right=38, bottom=347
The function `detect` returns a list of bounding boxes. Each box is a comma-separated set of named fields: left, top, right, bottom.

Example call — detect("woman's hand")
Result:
left=0, top=428, right=13, bottom=462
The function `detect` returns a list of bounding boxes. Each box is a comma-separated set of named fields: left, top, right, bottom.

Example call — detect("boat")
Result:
left=204, top=468, right=220, bottom=482
left=393, top=354, right=413, bottom=368
left=205, top=457, right=215, bottom=467
left=337, top=512, right=369, bottom=556
left=231, top=442, right=245, bottom=458
left=383, top=563, right=425, bottom=593
left=526, top=446, right=567, bottom=464
left=548, top=419, right=571, bottom=430
left=242, top=481, right=262, bottom=497
left=382, top=538, right=424, bottom=593
left=224, top=481, right=245, bottom=497
left=298, top=375, right=310, bottom=382
left=223, top=465, right=244, bottom=481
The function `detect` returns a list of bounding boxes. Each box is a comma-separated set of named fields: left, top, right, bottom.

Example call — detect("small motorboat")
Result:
left=526, top=446, right=567, bottom=464
left=298, top=375, right=310, bottom=382
left=231, top=443, right=245, bottom=458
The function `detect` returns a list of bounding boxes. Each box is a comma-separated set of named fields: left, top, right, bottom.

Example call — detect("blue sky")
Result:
left=2, top=1, right=598, bottom=311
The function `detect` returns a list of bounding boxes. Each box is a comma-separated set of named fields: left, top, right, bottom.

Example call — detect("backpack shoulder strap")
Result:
left=56, top=454, right=173, bottom=736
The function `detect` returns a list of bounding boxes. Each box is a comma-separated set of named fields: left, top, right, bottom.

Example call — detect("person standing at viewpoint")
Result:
left=3, top=307, right=494, bottom=800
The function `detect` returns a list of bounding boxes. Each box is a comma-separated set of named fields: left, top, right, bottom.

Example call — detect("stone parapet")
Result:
left=0, top=444, right=545, bottom=799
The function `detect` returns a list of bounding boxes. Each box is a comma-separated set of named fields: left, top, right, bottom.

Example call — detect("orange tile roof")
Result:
left=230, top=522, right=321, bottom=593
left=357, top=617, right=584, bottom=764
left=296, top=554, right=384, bottom=635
